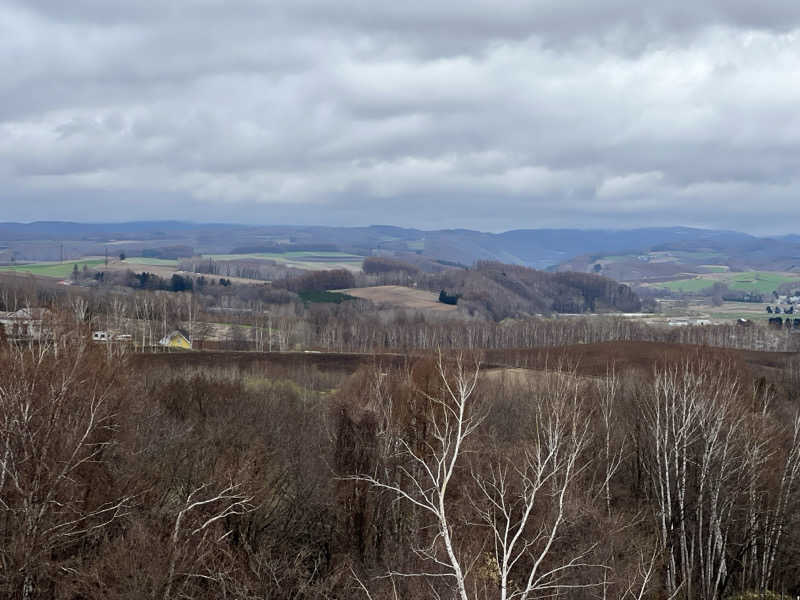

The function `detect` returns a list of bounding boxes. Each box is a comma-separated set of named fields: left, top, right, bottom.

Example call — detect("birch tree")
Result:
left=641, top=361, right=756, bottom=600
left=470, top=371, right=596, bottom=600
left=352, top=354, right=600, bottom=600
left=0, top=334, right=131, bottom=599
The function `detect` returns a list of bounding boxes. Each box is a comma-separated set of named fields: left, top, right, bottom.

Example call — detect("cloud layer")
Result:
left=3, top=1, right=800, bottom=232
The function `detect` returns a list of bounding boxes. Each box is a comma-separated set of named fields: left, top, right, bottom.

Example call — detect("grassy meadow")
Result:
left=657, top=271, right=800, bottom=294
left=0, top=258, right=106, bottom=278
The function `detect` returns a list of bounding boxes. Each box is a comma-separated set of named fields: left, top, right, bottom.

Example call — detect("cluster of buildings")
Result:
left=91, top=328, right=192, bottom=349
left=0, top=305, right=192, bottom=350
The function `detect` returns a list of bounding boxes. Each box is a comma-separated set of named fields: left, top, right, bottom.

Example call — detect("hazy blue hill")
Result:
left=1, top=221, right=798, bottom=270
left=421, top=227, right=762, bottom=268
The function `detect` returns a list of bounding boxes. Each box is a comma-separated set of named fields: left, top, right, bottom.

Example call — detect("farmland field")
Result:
left=0, top=258, right=106, bottom=278
left=205, top=251, right=365, bottom=271
left=339, top=285, right=459, bottom=312
left=698, top=265, right=729, bottom=273
left=655, top=271, right=800, bottom=294
left=125, top=257, right=179, bottom=267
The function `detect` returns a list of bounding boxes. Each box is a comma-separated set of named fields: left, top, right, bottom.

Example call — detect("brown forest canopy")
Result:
left=275, top=268, right=356, bottom=292
left=362, top=256, right=421, bottom=276
left=3, top=320, right=800, bottom=599
left=426, top=260, right=641, bottom=319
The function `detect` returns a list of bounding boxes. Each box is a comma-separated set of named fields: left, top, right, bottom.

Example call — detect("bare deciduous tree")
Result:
left=0, top=337, right=132, bottom=599
left=352, top=353, right=601, bottom=600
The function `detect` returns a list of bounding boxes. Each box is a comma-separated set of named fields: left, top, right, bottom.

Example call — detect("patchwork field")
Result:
left=339, top=285, right=458, bottom=312
left=0, top=258, right=106, bottom=278
left=650, top=271, right=800, bottom=294
left=205, top=251, right=364, bottom=271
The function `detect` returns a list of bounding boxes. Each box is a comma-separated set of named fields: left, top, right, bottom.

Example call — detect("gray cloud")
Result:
left=2, top=1, right=800, bottom=233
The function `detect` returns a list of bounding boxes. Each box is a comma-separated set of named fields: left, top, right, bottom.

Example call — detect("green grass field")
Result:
left=601, top=250, right=724, bottom=264
left=698, top=265, right=729, bottom=273
left=0, top=259, right=106, bottom=278
left=726, top=272, right=798, bottom=292
left=659, top=271, right=800, bottom=294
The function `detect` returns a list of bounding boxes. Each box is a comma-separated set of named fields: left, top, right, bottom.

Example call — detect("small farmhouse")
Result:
left=0, top=307, right=51, bottom=340
left=159, top=329, right=192, bottom=349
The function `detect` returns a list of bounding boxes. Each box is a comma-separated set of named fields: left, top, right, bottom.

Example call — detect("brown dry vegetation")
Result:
left=339, top=285, right=458, bottom=312
left=2, top=317, right=800, bottom=598
left=4, top=278, right=800, bottom=599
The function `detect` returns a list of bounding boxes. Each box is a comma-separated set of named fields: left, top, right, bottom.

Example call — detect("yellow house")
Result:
left=158, top=330, right=192, bottom=349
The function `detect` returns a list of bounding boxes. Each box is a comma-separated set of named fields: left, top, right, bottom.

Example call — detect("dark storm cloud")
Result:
left=3, top=0, right=800, bottom=233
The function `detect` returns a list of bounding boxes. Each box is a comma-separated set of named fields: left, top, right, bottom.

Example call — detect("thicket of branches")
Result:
left=274, top=268, right=357, bottom=293
left=0, top=320, right=336, bottom=599
left=2, top=312, right=800, bottom=598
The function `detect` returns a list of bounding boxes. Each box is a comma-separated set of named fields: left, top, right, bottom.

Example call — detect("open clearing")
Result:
left=126, top=257, right=179, bottom=267
left=205, top=251, right=364, bottom=272
left=0, top=258, right=106, bottom=278
left=339, top=285, right=458, bottom=312
left=650, top=271, right=800, bottom=294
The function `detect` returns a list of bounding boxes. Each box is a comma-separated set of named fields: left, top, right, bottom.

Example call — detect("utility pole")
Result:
left=105, top=247, right=108, bottom=266
left=60, top=243, right=63, bottom=263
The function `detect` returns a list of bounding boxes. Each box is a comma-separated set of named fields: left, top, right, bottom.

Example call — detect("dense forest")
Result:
left=2, top=311, right=800, bottom=599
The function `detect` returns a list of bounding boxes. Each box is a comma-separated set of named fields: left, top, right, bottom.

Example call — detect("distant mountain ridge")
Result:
left=0, top=221, right=796, bottom=270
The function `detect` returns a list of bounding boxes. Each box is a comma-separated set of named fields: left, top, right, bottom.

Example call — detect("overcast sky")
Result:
left=3, top=1, right=800, bottom=233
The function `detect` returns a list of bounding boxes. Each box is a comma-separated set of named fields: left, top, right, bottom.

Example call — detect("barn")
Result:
left=158, top=330, right=192, bottom=349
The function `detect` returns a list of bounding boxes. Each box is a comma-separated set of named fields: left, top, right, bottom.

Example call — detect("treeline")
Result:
left=3, top=324, right=800, bottom=598
left=178, top=258, right=303, bottom=281
left=2, top=273, right=798, bottom=354
left=228, top=242, right=340, bottom=253
left=362, top=256, right=421, bottom=275
left=140, top=245, right=194, bottom=259
left=285, top=307, right=799, bottom=353
left=274, top=268, right=356, bottom=293
left=357, top=259, right=642, bottom=318
left=357, top=260, right=642, bottom=318
left=420, top=261, right=641, bottom=318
